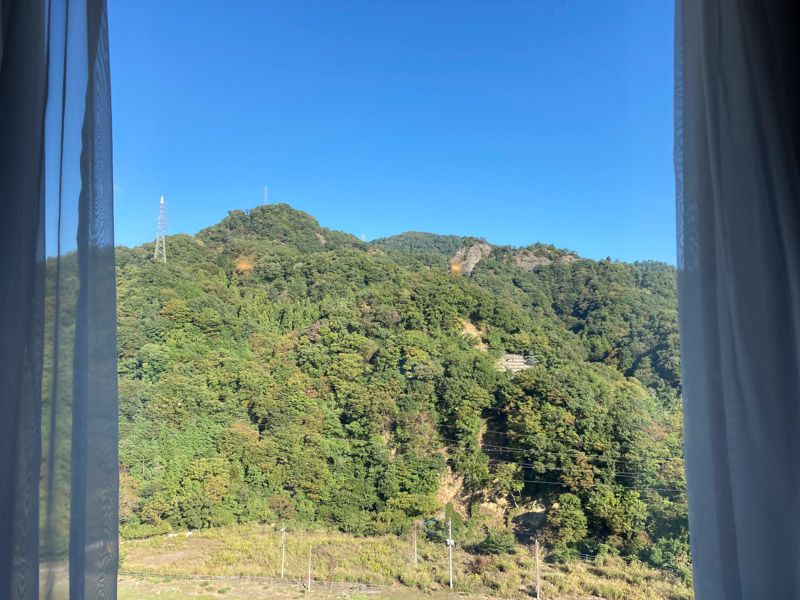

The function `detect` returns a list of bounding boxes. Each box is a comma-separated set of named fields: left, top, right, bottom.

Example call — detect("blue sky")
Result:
left=108, top=1, right=675, bottom=263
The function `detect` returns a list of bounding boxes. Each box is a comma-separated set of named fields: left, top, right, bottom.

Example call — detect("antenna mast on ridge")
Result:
left=264, top=185, right=269, bottom=205
left=154, top=195, right=167, bottom=263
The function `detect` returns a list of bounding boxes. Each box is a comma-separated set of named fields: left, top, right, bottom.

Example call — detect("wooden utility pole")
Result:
left=307, top=544, right=312, bottom=592
left=279, top=524, right=286, bottom=579
left=535, top=538, right=541, bottom=599
left=446, top=518, right=454, bottom=589
left=413, top=522, right=418, bottom=567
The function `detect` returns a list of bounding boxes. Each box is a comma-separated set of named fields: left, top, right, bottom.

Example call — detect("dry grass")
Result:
left=543, top=558, right=693, bottom=600
left=234, top=257, right=254, bottom=274
left=118, top=574, right=506, bottom=600
left=120, top=523, right=693, bottom=599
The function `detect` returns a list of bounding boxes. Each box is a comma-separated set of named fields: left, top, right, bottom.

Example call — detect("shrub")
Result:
left=677, top=565, right=693, bottom=587
left=648, top=536, right=690, bottom=570
left=477, top=528, right=517, bottom=554
left=545, top=493, right=588, bottom=556
left=467, top=554, right=493, bottom=574
left=119, top=520, right=173, bottom=540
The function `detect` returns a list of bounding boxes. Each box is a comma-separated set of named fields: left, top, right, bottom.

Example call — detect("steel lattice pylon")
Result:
left=154, top=195, right=167, bottom=263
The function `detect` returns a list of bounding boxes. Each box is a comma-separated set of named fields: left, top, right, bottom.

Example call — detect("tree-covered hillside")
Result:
left=116, top=203, right=687, bottom=575
left=372, top=231, right=482, bottom=257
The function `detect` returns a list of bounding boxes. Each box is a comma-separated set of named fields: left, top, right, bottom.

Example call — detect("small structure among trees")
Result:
left=496, top=353, right=538, bottom=373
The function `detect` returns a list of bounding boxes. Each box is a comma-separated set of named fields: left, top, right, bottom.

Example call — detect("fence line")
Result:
left=118, top=570, right=388, bottom=591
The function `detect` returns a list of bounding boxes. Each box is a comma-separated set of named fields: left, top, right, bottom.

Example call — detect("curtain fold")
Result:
left=676, top=1, right=800, bottom=597
left=0, top=0, right=118, bottom=598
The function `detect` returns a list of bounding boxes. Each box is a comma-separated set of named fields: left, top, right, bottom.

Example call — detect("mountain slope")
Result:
left=115, top=203, right=686, bottom=573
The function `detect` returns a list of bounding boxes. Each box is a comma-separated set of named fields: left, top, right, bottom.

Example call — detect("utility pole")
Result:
left=279, top=524, right=286, bottom=579
left=446, top=518, right=454, bottom=589
left=413, top=522, right=418, bottom=567
left=535, top=538, right=541, bottom=599
left=154, top=195, right=167, bottom=263
left=307, top=544, right=312, bottom=592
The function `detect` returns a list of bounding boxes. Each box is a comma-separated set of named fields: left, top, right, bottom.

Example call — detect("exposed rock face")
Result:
left=449, top=243, right=491, bottom=275
left=514, top=250, right=552, bottom=272
left=315, top=233, right=327, bottom=245
left=460, top=320, right=488, bottom=352
left=436, top=470, right=468, bottom=519
left=512, top=249, right=577, bottom=271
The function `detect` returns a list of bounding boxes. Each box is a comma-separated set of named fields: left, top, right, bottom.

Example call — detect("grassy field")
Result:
left=119, top=523, right=693, bottom=600
left=118, top=576, right=492, bottom=600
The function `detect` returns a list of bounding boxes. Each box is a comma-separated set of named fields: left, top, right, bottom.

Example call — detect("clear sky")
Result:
left=108, top=1, right=675, bottom=263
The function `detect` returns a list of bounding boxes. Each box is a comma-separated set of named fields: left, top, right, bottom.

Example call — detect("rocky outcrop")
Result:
left=449, top=243, right=492, bottom=275
left=513, top=248, right=577, bottom=271
left=460, top=320, right=488, bottom=352
left=514, top=250, right=552, bottom=272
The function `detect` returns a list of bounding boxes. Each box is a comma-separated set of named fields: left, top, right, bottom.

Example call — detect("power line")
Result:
left=275, top=441, right=683, bottom=483
left=445, top=458, right=686, bottom=492
left=481, top=444, right=685, bottom=466
left=266, top=450, right=683, bottom=495
left=437, top=421, right=683, bottom=454
left=444, top=455, right=684, bottom=493
left=441, top=438, right=685, bottom=464
left=436, top=423, right=684, bottom=455
left=517, top=479, right=684, bottom=493
left=455, top=462, right=684, bottom=493
left=483, top=457, right=644, bottom=478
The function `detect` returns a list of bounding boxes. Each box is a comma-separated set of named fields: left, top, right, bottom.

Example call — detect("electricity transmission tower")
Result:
left=154, top=195, right=167, bottom=263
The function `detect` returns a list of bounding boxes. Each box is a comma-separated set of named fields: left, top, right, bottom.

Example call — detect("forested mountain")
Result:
left=116, top=203, right=688, bottom=575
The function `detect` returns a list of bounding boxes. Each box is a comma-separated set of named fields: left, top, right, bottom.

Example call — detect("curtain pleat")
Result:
left=0, top=1, right=49, bottom=597
left=676, top=1, right=800, bottom=597
left=0, top=0, right=117, bottom=598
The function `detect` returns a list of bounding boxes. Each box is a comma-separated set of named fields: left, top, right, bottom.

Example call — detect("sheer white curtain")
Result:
left=0, top=0, right=118, bottom=598
left=676, top=0, right=800, bottom=597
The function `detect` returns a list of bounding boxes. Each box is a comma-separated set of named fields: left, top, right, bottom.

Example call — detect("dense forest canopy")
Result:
left=372, top=231, right=483, bottom=257
left=116, top=203, right=687, bottom=576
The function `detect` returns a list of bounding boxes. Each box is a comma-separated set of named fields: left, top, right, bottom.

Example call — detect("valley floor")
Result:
left=119, top=523, right=692, bottom=600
